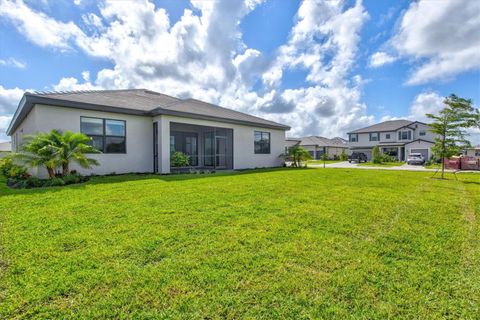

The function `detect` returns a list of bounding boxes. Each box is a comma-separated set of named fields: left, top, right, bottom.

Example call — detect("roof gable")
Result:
left=348, top=120, right=414, bottom=134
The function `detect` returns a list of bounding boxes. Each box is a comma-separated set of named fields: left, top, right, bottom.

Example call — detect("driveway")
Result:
left=309, top=161, right=443, bottom=172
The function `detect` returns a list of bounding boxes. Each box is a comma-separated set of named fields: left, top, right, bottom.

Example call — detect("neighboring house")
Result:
left=7, top=89, right=290, bottom=176
left=465, top=146, right=480, bottom=157
left=0, top=141, right=12, bottom=158
left=285, top=136, right=348, bottom=159
left=347, top=120, right=436, bottom=161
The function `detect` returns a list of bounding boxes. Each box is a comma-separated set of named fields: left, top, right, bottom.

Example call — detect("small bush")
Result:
left=171, top=151, right=190, bottom=167
left=372, top=146, right=382, bottom=164
left=45, top=177, right=66, bottom=187
left=340, top=150, right=348, bottom=161
left=0, top=157, right=29, bottom=179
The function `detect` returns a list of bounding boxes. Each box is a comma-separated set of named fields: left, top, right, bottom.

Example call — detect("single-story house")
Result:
left=347, top=120, right=436, bottom=161
left=7, top=89, right=290, bottom=176
left=0, top=141, right=12, bottom=158
left=285, top=136, right=348, bottom=159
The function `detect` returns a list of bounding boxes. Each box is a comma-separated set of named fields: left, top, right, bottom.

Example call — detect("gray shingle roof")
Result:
left=298, top=136, right=348, bottom=147
left=7, top=89, right=290, bottom=134
left=348, top=120, right=414, bottom=134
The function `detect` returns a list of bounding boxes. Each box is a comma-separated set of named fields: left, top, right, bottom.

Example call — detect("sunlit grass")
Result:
left=0, top=168, right=479, bottom=318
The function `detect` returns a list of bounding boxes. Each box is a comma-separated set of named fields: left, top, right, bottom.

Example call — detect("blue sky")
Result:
left=0, top=0, right=479, bottom=143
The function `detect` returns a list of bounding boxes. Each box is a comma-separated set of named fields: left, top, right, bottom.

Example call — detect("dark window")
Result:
left=398, top=131, right=411, bottom=140
left=369, top=132, right=380, bottom=141
left=386, top=133, right=391, bottom=139
left=419, top=130, right=426, bottom=136
left=254, top=131, right=270, bottom=154
left=81, top=117, right=126, bottom=153
left=349, top=134, right=358, bottom=142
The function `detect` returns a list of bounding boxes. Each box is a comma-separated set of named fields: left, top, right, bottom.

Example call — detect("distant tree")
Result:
left=372, top=145, right=382, bottom=164
left=427, top=94, right=480, bottom=179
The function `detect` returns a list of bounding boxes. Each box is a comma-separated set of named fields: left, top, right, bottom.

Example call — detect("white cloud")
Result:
left=391, top=0, right=480, bottom=85
left=369, top=51, right=396, bottom=68
left=0, top=57, right=26, bottom=69
left=1, top=0, right=375, bottom=140
left=0, top=86, right=25, bottom=141
left=0, top=85, right=24, bottom=115
left=0, top=0, right=86, bottom=51
left=408, top=91, right=444, bottom=122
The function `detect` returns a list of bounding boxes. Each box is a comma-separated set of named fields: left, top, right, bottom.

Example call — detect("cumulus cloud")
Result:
left=391, top=0, right=480, bottom=85
left=1, top=0, right=375, bottom=139
left=408, top=91, right=444, bottom=122
left=0, top=85, right=24, bottom=115
left=369, top=51, right=396, bottom=68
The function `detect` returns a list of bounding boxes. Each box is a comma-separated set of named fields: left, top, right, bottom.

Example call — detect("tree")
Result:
left=372, top=145, right=382, bottom=164
left=287, top=145, right=312, bottom=167
left=427, top=94, right=480, bottom=179
left=170, top=151, right=190, bottom=167
left=14, top=131, right=60, bottom=178
left=15, top=130, right=100, bottom=178
left=50, top=130, right=100, bottom=175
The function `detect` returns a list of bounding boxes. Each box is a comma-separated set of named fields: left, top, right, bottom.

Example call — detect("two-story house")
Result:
left=347, top=120, right=436, bottom=161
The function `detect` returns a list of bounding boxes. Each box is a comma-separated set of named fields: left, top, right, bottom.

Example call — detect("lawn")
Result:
left=307, top=159, right=343, bottom=165
left=357, top=161, right=405, bottom=167
left=0, top=169, right=479, bottom=319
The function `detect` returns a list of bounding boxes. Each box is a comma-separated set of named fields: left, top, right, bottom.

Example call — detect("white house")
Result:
left=347, top=120, right=436, bottom=161
left=285, top=136, right=348, bottom=159
left=7, top=89, right=290, bottom=176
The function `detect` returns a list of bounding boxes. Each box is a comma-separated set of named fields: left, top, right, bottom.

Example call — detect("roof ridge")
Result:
left=30, top=88, right=148, bottom=96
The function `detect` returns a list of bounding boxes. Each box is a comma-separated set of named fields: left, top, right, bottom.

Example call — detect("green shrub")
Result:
left=340, top=150, right=348, bottom=161
left=0, top=157, right=29, bottom=179
left=170, top=151, right=190, bottom=167
left=44, top=177, right=66, bottom=187
left=372, top=146, right=382, bottom=164
left=62, top=173, right=87, bottom=185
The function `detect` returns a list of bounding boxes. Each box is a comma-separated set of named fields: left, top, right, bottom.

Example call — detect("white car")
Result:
left=407, top=153, right=425, bottom=165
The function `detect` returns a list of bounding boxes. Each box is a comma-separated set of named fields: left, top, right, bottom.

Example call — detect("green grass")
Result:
left=307, top=159, right=343, bottom=165
left=0, top=169, right=479, bottom=319
left=357, top=161, right=405, bottom=167
left=425, top=163, right=442, bottom=169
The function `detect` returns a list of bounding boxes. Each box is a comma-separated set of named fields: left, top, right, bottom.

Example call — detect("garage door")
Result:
left=411, top=149, right=428, bottom=160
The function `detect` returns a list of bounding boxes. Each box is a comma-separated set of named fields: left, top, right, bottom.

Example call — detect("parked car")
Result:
left=407, top=153, right=425, bottom=165
left=348, top=152, right=367, bottom=163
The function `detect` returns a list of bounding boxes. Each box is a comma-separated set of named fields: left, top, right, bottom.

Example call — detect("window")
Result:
left=369, top=132, right=380, bottom=142
left=81, top=117, right=126, bottom=153
left=385, top=133, right=391, bottom=139
left=349, top=133, right=358, bottom=142
left=254, top=131, right=270, bottom=154
left=419, top=130, right=426, bottom=136
left=398, top=131, right=411, bottom=140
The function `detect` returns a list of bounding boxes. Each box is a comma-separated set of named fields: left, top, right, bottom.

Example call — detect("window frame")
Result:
left=254, top=131, right=271, bottom=154
left=398, top=130, right=412, bottom=141
left=385, top=133, right=391, bottom=139
left=349, top=133, right=358, bottom=142
left=80, top=116, right=127, bottom=154
left=419, top=130, right=426, bottom=136
left=369, top=132, right=380, bottom=142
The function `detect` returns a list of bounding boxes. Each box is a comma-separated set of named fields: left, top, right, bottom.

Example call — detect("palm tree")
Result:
left=15, top=132, right=60, bottom=178
left=287, top=145, right=312, bottom=167
left=15, top=130, right=100, bottom=178
left=53, top=130, right=100, bottom=175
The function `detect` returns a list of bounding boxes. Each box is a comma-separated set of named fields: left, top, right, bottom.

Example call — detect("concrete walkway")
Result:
left=308, top=161, right=447, bottom=172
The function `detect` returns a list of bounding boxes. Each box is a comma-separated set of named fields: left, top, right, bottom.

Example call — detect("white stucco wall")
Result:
left=154, top=115, right=286, bottom=173
left=405, top=140, right=434, bottom=160
left=25, top=104, right=154, bottom=176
